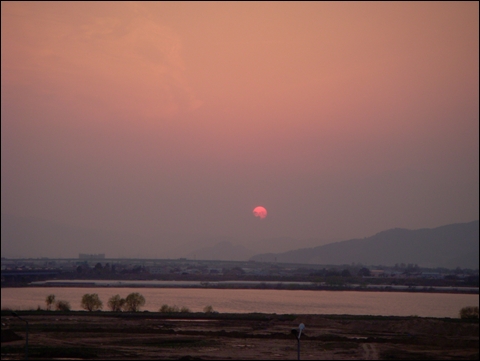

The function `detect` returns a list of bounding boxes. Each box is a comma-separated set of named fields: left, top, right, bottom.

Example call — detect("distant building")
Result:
left=421, top=272, right=443, bottom=279
left=370, top=270, right=385, bottom=278
left=79, top=253, right=105, bottom=259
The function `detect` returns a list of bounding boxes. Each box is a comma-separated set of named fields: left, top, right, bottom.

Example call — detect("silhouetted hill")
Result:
left=3, top=213, right=478, bottom=267
left=250, top=221, right=479, bottom=268
left=185, top=237, right=341, bottom=262
left=244, top=236, right=339, bottom=255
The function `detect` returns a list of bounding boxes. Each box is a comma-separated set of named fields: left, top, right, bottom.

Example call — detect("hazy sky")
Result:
left=2, top=2, right=479, bottom=252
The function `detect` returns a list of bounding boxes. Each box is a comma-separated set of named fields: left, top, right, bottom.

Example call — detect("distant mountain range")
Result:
left=250, top=221, right=479, bottom=269
left=2, top=213, right=478, bottom=268
left=186, top=236, right=338, bottom=261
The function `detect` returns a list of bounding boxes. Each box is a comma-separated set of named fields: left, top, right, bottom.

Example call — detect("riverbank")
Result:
left=26, top=279, right=479, bottom=294
left=1, top=311, right=478, bottom=360
left=4, top=287, right=477, bottom=318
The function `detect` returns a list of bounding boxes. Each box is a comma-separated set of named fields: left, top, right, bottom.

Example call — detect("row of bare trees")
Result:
left=45, top=294, right=71, bottom=311
left=44, top=293, right=217, bottom=313
left=45, top=292, right=146, bottom=312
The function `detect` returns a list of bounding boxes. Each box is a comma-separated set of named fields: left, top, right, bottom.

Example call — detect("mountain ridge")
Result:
left=2, top=213, right=478, bottom=268
left=249, top=220, right=479, bottom=268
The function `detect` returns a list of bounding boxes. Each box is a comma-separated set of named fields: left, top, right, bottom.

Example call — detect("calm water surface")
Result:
left=1, top=287, right=478, bottom=318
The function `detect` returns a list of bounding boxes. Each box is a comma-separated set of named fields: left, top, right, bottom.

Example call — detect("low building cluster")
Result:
left=1, top=257, right=478, bottom=289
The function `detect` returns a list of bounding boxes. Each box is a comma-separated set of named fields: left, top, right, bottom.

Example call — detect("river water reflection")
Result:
left=2, top=287, right=478, bottom=318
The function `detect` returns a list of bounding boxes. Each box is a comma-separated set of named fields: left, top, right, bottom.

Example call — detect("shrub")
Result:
left=124, top=292, right=146, bottom=312
left=81, top=293, right=103, bottom=312
left=169, top=305, right=179, bottom=313
left=459, top=306, right=479, bottom=319
left=107, top=294, right=126, bottom=312
left=160, top=304, right=173, bottom=313
left=159, top=304, right=191, bottom=313
left=159, top=304, right=180, bottom=313
left=55, top=300, right=71, bottom=311
left=45, top=294, right=56, bottom=311
left=203, top=305, right=215, bottom=313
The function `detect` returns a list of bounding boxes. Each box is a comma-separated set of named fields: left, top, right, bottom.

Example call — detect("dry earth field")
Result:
left=1, top=312, right=478, bottom=360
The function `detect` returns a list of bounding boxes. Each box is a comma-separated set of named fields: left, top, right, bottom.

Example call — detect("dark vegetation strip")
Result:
left=0, top=310, right=440, bottom=320
left=3, top=310, right=479, bottom=324
left=0, top=310, right=296, bottom=321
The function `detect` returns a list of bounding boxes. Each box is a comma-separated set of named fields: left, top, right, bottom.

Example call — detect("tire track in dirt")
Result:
left=362, top=343, right=378, bottom=360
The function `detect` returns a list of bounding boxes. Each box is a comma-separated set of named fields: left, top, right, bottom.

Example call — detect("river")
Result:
left=2, top=287, right=478, bottom=318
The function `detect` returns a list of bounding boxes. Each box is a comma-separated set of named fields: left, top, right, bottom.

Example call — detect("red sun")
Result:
left=253, top=206, right=267, bottom=219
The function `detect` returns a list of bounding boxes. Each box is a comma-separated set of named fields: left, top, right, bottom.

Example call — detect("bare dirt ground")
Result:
left=1, top=312, right=478, bottom=360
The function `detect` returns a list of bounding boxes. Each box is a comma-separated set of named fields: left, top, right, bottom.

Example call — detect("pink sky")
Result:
left=1, top=2, right=478, bottom=257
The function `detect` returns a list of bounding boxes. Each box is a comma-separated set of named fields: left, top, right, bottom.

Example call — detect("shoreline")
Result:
left=16, top=279, right=479, bottom=294
left=0, top=309, right=473, bottom=320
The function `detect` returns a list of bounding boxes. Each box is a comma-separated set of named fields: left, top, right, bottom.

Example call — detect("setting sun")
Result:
left=253, top=206, right=267, bottom=219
